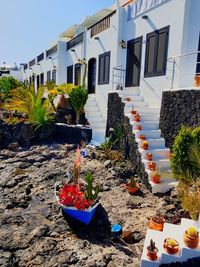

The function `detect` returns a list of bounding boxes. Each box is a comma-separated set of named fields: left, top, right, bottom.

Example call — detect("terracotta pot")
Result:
left=139, top=135, right=146, bottom=140
left=149, top=216, right=165, bottom=231
left=125, top=184, right=140, bottom=194
left=141, top=142, right=148, bottom=150
left=125, top=97, right=131, bottom=101
left=122, top=230, right=133, bottom=244
left=194, top=75, right=200, bottom=87
left=134, top=115, right=140, bottom=122
left=146, top=153, right=153, bottom=161
left=148, top=162, right=156, bottom=171
left=183, top=231, right=199, bottom=249
left=168, top=152, right=173, bottom=160
left=136, top=125, right=142, bottom=130
left=147, top=247, right=158, bottom=261
left=163, top=238, right=179, bottom=254
left=151, top=173, right=161, bottom=184
left=131, top=110, right=137, bottom=115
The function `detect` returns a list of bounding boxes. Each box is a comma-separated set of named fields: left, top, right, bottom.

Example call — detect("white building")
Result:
left=0, top=63, right=23, bottom=81
left=23, top=0, right=200, bottom=141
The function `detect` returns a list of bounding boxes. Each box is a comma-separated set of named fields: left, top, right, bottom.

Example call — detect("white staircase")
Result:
left=140, top=218, right=200, bottom=266
left=85, top=94, right=106, bottom=144
left=118, top=88, right=177, bottom=193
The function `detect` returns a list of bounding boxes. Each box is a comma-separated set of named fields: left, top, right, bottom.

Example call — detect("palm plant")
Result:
left=5, top=85, right=54, bottom=129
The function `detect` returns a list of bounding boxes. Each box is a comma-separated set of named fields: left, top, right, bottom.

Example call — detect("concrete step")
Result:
left=120, top=95, right=144, bottom=102
left=125, top=106, right=160, bottom=114
left=136, top=138, right=166, bottom=149
left=131, top=121, right=159, bottom=130
left=150, top=179, right=177, bottom=194
left=134, top=129, right=161, bottom=139
left=143, top=159, right=171, bottom=170
left=124, top=101, right=147, bottom=108
left=139, top=148, right=170, bottom=160
left=85, top=106, right=100, bottom=112
left=88, top=117, right=105, bottom=124
left=126, top=113, right=159, bottom=122
left=85, top=111, right=101, bottom=118
left=121, top=87, right=140, bottom=95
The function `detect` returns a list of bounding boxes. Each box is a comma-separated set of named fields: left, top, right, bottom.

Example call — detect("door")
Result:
left=125, top=36, right=143, bottom=87
left=75, top=64, right=81, bottom=86
left=88, top=58, right=96, bottom=94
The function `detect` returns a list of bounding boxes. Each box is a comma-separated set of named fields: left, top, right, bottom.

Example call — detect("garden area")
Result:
left=0, top=76, right=200, bottom=267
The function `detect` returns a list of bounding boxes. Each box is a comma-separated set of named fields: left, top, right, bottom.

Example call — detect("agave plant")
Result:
left=5, top=85, right=54, bottom=129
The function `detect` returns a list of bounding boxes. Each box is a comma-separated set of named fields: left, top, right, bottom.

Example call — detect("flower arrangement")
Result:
left=55, top=147, right=101, bottom=224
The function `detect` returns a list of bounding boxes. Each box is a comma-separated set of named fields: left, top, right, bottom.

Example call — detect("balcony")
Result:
left=67, top=32, right=84, bottom=50
left=46, top=45, right=57, bottom=58
left=90, top=15, right=111, bottom=37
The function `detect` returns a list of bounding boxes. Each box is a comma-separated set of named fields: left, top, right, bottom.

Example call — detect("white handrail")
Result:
left=168, top=51, right=200, bottom=61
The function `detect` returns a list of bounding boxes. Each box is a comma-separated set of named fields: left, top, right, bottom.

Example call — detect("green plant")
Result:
left=187, top=227, right=199, bottom=237
left=166, top=239, right=178, bottom=247
left=0, top=76, right=21, bottom=103
left=69, top=86, right=88, bottom=124
left=148, top=239, right=157, bottom=252
left=84, top=172, right=100, bottom=201
left=5, top=85, right=54, bottom=129
left=171, top=126, right=200, bottom=182
left=56, top=83, right=75, bottom=95
left=130, top=177, right=137, bottom=188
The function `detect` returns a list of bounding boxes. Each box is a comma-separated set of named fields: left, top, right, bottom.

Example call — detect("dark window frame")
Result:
left=29, top=59, right=35, bottom=68
left=196, top=33, right=200, bottom=74
left=47, top=71, right=51, bottom=82
left=74, top=64, right=81, bottom=86
left=46, top=45, right=57, bottom=58
left=67, top=33, right=84, bottom=50
left=98, top=51, right=111, bottom=85
left=67, top=65, right=73, bottom=84
left=144, top=26, right=170, bottom=78
left=37, top=53, right=44, bottom=63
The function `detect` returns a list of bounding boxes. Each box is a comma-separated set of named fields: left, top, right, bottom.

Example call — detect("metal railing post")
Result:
left=171, top=59, right=176, bottom=89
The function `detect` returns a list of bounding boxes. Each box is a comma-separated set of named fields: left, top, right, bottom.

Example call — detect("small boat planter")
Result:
left=55, top=182, right=100, bottom=225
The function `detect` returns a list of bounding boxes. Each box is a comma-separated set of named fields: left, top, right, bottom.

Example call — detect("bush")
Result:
left=171, top=126, right=200, bottom=181
left=69, top=86, right=88, bottom=124
left=0, top=76, right=21, bottom=102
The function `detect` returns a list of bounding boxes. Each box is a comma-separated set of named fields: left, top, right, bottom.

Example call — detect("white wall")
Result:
left=118, top=0, right=186, bottom=107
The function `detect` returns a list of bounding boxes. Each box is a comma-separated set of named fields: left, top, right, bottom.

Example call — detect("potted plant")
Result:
left=194, top=75, right=200, bottom=87
left=151, top=171, right=161, bottom=184
left=146, top=153, right=153, bottom=161
left=149, top=215, right=165, bottom=231
left=163, top=238, right=179, bottom=254
left=125, top=97, right=131, bottom=101
left=147, top=239, right=158, bottom=261
left=148, top=162, right=157, bottom=171
left=133, top=114, right=140, bottom=122
left=131, top=106, right=137, bottom=115
left=139, top=135, right=146, bottom=140
left=136, top=125, right=142, bottom=130
left=55, top=149, right=101, bottom=224
left=183, top=226, right=199, bottom=249
left=125, top=177, right=140, bottom=194
left=141, top=141, right=148, bottom=150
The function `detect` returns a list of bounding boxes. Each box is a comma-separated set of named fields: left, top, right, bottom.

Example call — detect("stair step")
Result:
left=139, top=148, right=170, bottom=160
left=87, top=117, right=105, bottom=124
left=136, top=138, right=166, bottom=149
left=120, top=95, right=144, bottom=102
left=142, top=159, right=171, bottom=169
left=134, top=129, right=161, bottom=139
left=131, top=121, right=159, bottom=130
left=126, top=113, right=159, bottom=122
left=124, top=101, right=147, bottom=108
left=125, top=106, right=160, bottom=114
left=150, top=179, right=178, bottom=194
left=85, top=111, right=101, bottom=118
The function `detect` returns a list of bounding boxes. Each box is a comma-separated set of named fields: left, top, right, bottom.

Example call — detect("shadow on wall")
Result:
left=106, top=92, right=151, bottom=190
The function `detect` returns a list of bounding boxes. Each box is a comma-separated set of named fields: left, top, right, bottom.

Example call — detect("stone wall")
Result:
left=159, top=89, right=200, bottom=149
left=0, top=122, right=92, bottom=149
left=106, top=92, right=151, bottom=190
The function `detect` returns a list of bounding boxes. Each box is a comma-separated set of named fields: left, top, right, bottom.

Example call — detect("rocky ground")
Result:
left=0, top=144, right=188, bottom=267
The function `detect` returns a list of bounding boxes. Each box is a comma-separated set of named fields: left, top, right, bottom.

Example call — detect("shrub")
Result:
left=69, top=86, right=88, bottom=124
left=5, top=85, right=54, bottom=128
left=0, top=76, right=21, bottom=102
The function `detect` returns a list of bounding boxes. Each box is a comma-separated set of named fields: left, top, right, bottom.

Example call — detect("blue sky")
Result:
left=0, top=0, right=115, bottom=65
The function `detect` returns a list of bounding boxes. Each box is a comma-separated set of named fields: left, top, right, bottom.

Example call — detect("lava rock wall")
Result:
left=159, top=89, right=200, bottom=149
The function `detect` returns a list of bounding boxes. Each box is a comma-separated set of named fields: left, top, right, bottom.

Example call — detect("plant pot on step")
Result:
left=148, top=162, right=156, bottom=171
left=163, top=238, right=179, bottom=254
left=133, top=114, right=140, bottom=122
left=149, top=215, right=165, bottom=231
left=139, top=135, right=146, bottom=140
left=141, top=141, right=148, bottom=150
left=125, top=177, right=140, bottom=194
left=146, top=153, right=153, bottom=161
left=131, top=110, right=137, bottom=115
left=136, top=125, right=142, bottom=130
left=183, top=227, right=199, bottom=249
left=147, top=239, right=158, bottom=261
left=194, top=75, right=200, bottom=87
left=151, top=172, right=161, bottom=184
left=125, top=97, right=131, bottom=101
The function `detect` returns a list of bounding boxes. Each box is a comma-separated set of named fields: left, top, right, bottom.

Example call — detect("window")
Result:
left=67, top=65, right=73, bottom=83
left=46, top=45, right=57, bottom=58
left=37, top=53, right=44, bottom=62
left=47, top=71, right=51, bottom=82
left=67, top=33, right=83, bottom=50
left=40, top=73, right=44, bottom=85
left=144, top=26, right=169, bottom=77
left=98, top=51, right=111, bottom=85
left=74, top=64, right=81, bottom=86
left=196, top=33, right=200, bottom=74
left=52, top=70, right=56, bottom=83
left=29, top=58, right=35, bottom=68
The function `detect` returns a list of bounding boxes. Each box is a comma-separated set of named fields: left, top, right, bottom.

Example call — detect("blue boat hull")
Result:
left=62, top=204, right=99, bottom=225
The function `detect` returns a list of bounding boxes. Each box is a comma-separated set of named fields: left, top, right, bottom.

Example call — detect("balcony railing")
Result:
left=90, top=15, right=111, bottom=37
left=29, top=59, right=35, bottom=68
left=67, top=32, right=84, bottom=50
left=37, top=52, right=44, bottom=62
left=46, top=45, right=57, bottom=57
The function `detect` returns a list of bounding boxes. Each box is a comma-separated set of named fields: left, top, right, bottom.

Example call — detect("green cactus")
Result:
left=187, top=226, right=199, bottom=237
left=149, top=239, right=157, bottom=252
left=84, top=172, right=101, bottom=201
left=130, top=177, right=137, bottom=188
